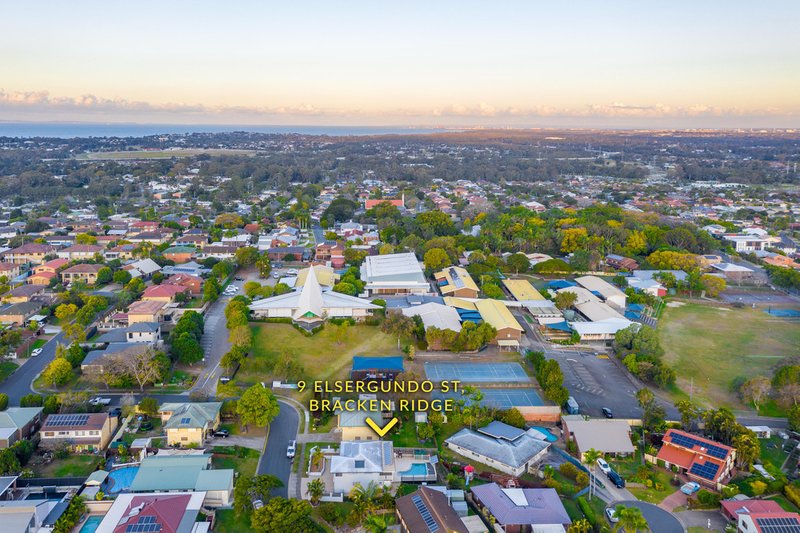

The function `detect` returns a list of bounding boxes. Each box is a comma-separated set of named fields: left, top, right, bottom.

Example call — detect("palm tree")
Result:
left=582, top=448, right=603, bottom=501
left=567, top=519, right=592, bottom=533
left=306, top=478, right=324, bottom=506
left=614, top=505, right=650, bottom=532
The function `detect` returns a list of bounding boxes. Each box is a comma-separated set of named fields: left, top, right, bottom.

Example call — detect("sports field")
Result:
left=659, top=302, right=800, bottom=408
left=424, top=362, right=531, bottom=383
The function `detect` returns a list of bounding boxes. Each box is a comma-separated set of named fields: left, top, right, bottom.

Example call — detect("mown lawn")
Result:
left=659, top=302, right=800, bottom=408
left=33, top=455, right=102, bottom=477
left=0, top=361, right=18, bottom=382
left=213, top=509, right=251, bottom=533
left=241, top=323, right=403, bottom=385
left=211, top=446, right=260, bottom=478
left=760, top=437, right=790, bottom=471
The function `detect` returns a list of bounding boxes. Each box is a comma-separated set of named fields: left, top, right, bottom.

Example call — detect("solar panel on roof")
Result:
left=689, top=461, right=720, bottom=480
left=755, top=516, right=800, bottom=533
left=412, top=495, right=440, bottom=532
left=449, top=268, right=465, bottom=289
left=48, top=414, right=90, bottom=427
left=669, top=433, right=729, bottom=460
left=180, top=417, right=191, bottom=424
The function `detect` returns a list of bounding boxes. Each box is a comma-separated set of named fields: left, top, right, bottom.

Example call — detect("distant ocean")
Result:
left=0, top=122, right=450, bottom=139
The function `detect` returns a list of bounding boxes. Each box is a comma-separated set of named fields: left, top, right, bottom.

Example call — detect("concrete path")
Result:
left=208, top=434, right=265, bottom=451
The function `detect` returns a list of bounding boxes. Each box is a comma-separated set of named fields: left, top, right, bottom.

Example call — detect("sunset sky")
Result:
left=2, top=0, right=799, bottom=128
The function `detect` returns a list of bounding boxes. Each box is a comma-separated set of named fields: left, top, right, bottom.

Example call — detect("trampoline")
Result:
left=424, top=362, right=531, bottom=383
left=433, top=387, right=542, bottom=409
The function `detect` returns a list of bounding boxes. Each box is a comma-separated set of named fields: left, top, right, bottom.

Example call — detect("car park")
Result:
left=596, top=458, right=611, bottom=475
left=602, top=407, right=613, bottom=418
left=681, top=482, right=700, bottom=495
left=30, top=348, right=43, bottom=357
left=607, top=469, right=625, bottom=488
left=286, top=440, right=296, bottom=458
left=605, top=507, right=619, bottom=524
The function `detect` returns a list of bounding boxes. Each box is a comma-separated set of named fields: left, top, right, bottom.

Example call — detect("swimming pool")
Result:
left=79, top=516, right=103, bottom=533
left=399, top=463, right=435, bottom=477
left=105, top=466, right=139, bottom=494
left=529, top=426, right=559, bottom=442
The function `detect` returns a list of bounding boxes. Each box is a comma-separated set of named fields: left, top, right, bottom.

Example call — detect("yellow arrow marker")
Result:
left=365, top=417, right=398, bottom=438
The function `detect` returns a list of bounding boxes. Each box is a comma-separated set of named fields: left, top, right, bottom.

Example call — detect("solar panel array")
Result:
left=47, top=414, right=90, bottom=427
left=689, top=461, right=720, bottom=480
left=125, top=515, right=163, bottom=533
left=180, top=417, right=191, bottom=425
left=412, top=495, right=440, bottom=532
left=669, top=432, right=729, bottom=459
left=449, top=268, right=465, bottom=289
left=755, top=516, right=800, bottom=533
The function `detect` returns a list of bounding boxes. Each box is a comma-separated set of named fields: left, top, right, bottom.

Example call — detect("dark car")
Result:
left=212, top=429, right=230, bottom=438
left=607, top=469, right=625, bottom=488
left=109, top=407, right=122, bottom=418
left=234, top=276, right=244, bottom=281
left=602, top=407, right=613, bottom=419
left=139, top=421, right=153, bottom=431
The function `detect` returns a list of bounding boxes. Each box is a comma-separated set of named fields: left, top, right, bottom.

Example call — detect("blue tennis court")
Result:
left=433, top=388, right=542, bottom=409
left=424, top=362, right=531, bottom=383
left=765, top=309, right=800, bottom=318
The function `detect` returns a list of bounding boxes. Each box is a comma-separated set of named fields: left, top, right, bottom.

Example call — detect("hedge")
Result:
left=576, top=496, right=597, bottom=529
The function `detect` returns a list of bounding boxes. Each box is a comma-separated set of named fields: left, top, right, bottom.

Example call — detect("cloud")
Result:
left=0, top=89, right=796, bottom=127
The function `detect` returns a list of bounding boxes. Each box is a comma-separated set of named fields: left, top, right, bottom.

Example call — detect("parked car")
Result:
left=272, top=272, right=281, bottom=279
left=252, top=499, right=263, bottom=510
left=234, top=276, right=244, bottom=281
left=607, top=469, right=625, bottom=488
left=286, top=269, right=298, bottom=276
left=139, top=421, right=153, bottom=431
left=286, top=440, right=296, bottom=459
left=605, top=507, right=619, bottom=524
left=212, top=429, right=230, bottom=438
left=602, top=407, right=614, bottom=418
left=89, top=397, right=112, bottom=406
left=109, top=407, right=122, bottom=418
left=681, top=482, right=701, bottom=495
left=30, top=348, right=43, bottom=357
left=596, top=458, right=611, bottom=475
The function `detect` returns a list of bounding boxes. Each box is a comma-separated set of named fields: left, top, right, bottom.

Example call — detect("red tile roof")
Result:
left=113, top=494, right=192, bottom=533
left=721, top=499, right=783, bottom=520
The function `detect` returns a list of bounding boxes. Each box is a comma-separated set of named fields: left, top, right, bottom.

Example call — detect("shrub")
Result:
left=785, top=484, right=800, bottom=508
left=697, top=489, right=722, bottom=508
left=750, top=480, right=767, bottom=496
left=559, top=462, right=579, bottom=479
left=577, top=496, right=597, bottom=528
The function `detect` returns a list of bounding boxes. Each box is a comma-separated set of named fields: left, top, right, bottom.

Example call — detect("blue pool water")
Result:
left=79, top=516, right=103, bottom=533
left=105, top=466, right=139, bottom=494
left=529, top=426, right=559, bottom=442
left=400, top=463, right=434, bottom=476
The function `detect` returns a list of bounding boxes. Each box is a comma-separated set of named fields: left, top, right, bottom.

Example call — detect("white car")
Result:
left=89, top=397, right=112, bottom=406
left=606, top=508, right=619, bottom=524
left=286, top=440, right=296, bottom=459
left=286, top=269, right=298, bottom=276
left=596, top=458, right=611, bottom=475
left=30, top=348, right=43, bottom=357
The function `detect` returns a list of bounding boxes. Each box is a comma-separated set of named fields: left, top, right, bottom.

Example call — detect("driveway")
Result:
left=207, top=434, right=265, bottom=451
left=676, top=509, right=728, bottom=531
left=612, top=500, right=683, bottom=533
left=257, top=400, right=300, bottom=498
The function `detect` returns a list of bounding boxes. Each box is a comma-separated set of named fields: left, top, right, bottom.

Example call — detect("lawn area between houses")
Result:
left=0, top=360, right=18, bottom=382
left=658, top=302, right=800, bottom=409
left=241, top=323, right=403, bottom=386
left=211, top=445, right=260, bottom=478
left=213, top=509, right=250, bottom=533
left=32, top=454, right=102, bottom=477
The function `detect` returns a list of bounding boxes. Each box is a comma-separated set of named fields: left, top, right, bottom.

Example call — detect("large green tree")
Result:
left=237, top=384, right=280, bottom=430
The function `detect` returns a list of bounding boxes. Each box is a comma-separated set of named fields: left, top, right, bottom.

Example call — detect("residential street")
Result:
left=257, top=400, right=300, bottom=498
left=2, top=331, right=66, bottom=405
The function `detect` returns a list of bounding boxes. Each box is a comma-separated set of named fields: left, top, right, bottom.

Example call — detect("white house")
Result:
left=360, top=253, right=430, bottom=296
left=330, top=440, right=396, bottom=493
left=249, top=265, right=380, bottom=322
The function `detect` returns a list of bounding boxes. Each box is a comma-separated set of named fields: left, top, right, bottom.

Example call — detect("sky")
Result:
left=1, top=1, right=799, bottom=128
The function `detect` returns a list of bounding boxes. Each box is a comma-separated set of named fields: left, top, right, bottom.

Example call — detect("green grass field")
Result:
left=0, top=361, right=18, bottom=382
left=240, top=323, right=403, bottom=385
left=659, top=302, right=800, bottom=408
left=33, top=455, right=101, bottom=477
left=211, top=446, right=261, bottom=478
left=76, top=148, right=257, bottom=160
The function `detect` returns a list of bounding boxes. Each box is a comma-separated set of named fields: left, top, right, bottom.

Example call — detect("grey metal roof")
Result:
left=478, top=421, right=526, bottom=441
left=470, top=484, right=570, bottom=526
left=445, top=427, right=549, bottom=469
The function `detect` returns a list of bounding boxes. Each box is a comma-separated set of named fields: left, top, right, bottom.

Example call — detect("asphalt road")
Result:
left=612, top=500, right=683, bottom=533
left=257, top=400, right=300, bottom=498
left=2, top=331, right=66, bottom=405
